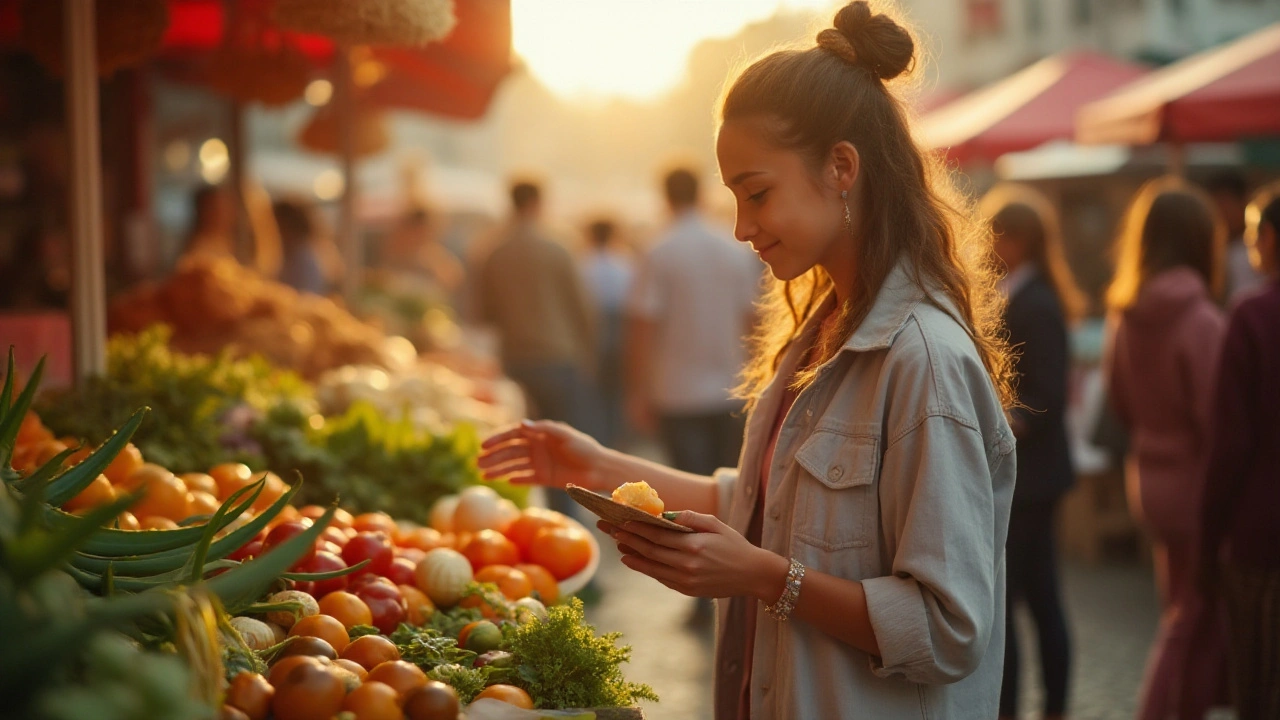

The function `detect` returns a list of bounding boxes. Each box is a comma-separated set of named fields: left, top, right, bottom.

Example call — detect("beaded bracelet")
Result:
left=764, top=558, right=806, bottom=621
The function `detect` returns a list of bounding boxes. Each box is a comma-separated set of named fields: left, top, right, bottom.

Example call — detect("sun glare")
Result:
left=512, top=0, right=836, bottom=101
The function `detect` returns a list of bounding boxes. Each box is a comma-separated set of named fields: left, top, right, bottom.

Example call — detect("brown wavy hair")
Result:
left=980, top=183, right=1088, bottom=322
left=722, top=1, right=1014, bottom=409
left=1106, top=176, right=1225, bottom=310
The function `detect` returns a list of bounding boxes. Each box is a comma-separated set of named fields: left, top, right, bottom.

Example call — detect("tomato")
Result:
left=180, top=472, right=219, bottom=497
left=475, top=684, right=534, bottom=709
left=528, top=525, right=593, bottom=580
left=274, top=635, right=338, bottom=662
left=340, top=634, right=401, bottom=671
left=317, top=591, right=372, bottom=630
left=103, top=443, right=144, bottom=485
left=475, top=565, right=533, bottom=600
left=342, top=680, right=403, bottom=720
left=187, top=490, right=221, bottom=517
left=225, top=671, right=273, bottom=720
left=116, top=511, right=141, bottom=531
left=397, top=547, right=428, bottom=565
left=209, top=462, right=255, bottom=500
left=514, top=564, right=559, bottom=605
left=267, top=655, right=322, bottom=687
left=320, top=526, right=350, bottom=548
left=365, top=661, right=428, bottom=700
left=249, top=471, right=286, bottom=513
left=358, top=588, right=407, bottom=635
left=385, top=557, right=418, bottom=587
left=140, top=516, right=179, bottom=530
left=298, top=551, right=348, bottom=598
left=124, top=466, right=191, bottom=521
left=264, top=522, right=317, bottom=567
left=403, top=681, right=460, bottom=720
left=288, top=614, right=350, bottom=654
left=270, top=659, right=346, bottom=720
left=343, top=532, right=394, bottom=577
left=396, top=526, right=447, bottom=552
left=456, top=621, right=483, bottom=649
left=229, top=540, right=263, bottom=562
left=352, top=512, right=397, bottom=536
left=460, top=530, right=520, bottom=571
left=398, top=584, right=434, bottom=626
left=63, top=474, right=116, bottom=514
left=334, top=658, right=368, bottom=680
left=503, top=508, right=566, bottom=559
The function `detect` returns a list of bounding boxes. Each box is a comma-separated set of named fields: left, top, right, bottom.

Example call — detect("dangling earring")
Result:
left=841, top=190, right=852, bottom=234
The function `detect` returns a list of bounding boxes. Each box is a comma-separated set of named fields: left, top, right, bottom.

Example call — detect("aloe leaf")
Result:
left=186, top=476, right=267, bottom=584
left=13, top=446, right=80, bottom=494
left=44, top=409, right=147, bottom=507
left=205, top=504, right=337, bottom=614
left=1, top=348, right=15, bottom=414
left=8, top=492, right=141, bottom=583
left=0, top=356, right=44, bottom=462
left=280, top=558, right=369, bottom=582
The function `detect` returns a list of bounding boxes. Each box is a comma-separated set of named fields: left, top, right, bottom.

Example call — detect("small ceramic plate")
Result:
left=565, top=484, right=695, bottom=533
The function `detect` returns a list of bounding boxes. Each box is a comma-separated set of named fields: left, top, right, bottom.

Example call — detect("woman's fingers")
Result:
left=480, top=425, right=529, bottom=449
left=613, top=528, right=692, bottom=569
left=476, top=444, right=532, bottom=470
left=620, top=520, right=701, bottom=551
left=619, top=552, right=685, bottom=586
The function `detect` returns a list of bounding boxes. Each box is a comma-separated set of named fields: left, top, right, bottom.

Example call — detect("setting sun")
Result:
left=511, top=0, right=836, bottom=101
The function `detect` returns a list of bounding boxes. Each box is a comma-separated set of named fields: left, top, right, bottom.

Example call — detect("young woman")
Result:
left=478, top=3, right=1016, bottom=718
left=1103, top=177, right=1229, bottom=720
left=981, top=185, right=1084, bottom=720
left=1200, top=183, right=1280, bottom=720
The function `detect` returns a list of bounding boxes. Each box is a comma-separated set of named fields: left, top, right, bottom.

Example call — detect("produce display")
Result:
left=5, top=353, right=654, bottom=719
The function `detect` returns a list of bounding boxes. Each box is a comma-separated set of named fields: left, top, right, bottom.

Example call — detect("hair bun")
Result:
left=817, top=1, right=914, bottom=81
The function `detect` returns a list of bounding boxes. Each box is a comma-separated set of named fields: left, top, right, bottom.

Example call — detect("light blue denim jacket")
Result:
left=712, top=261, right=1016, bottom=719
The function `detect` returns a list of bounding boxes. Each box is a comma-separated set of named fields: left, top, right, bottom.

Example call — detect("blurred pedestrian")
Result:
left=1200, top=183, right=1280, bottom=720
left=478, top=180, right=596, bottom=435
left=1206, top=171, right=1265, bottom=306
left=1103, top=177, right=1230, bottom=720
left=384, top=207, right=465, bottom=297
left=580, top=218, right=634, bottom=449
left=982, top=185, right=1081, bottom=720
left=181, top=185, right=237, bottom=264
left=273, top=199, right=340, bottom=296
left=626, top=167, right=760, bottom=474
left=477, top=4, right=1018, bottom=717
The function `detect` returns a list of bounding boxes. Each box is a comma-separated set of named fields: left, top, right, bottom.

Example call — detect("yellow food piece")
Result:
left=612, top=481, right=665, bottom=516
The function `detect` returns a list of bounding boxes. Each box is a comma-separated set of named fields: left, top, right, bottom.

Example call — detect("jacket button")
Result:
left=828, top=465, right=844, bottom=480
left=727, top=660, right=740, bottom=675
left=770, top=507, right=781, bottom=520
left=762, top=684, right=771, bottom=694
left=805, top=407, right=813, bottom=417
left=745, top=483, right=755, bottom=498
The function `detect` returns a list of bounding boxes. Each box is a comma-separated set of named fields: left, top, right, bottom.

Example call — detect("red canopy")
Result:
left=0, top=0, right=513, bottom=120
left=916, top=51, right=1149, bottom=163
left=1077, top=24, right=1280, bottom=145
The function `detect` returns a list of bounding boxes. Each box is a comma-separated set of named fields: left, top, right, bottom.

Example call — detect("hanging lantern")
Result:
left=272, top=0, right=457, bottom=48
left=298, top=103, right=391, bottom=157
left=20, top=0, right=169, bottom=77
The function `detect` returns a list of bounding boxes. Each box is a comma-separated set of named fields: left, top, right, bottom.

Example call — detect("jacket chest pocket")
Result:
left=792, top=429, right=879, bottom=551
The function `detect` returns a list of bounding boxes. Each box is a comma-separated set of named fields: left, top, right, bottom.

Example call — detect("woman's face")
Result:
left=716, top=119, right=853, bottom=282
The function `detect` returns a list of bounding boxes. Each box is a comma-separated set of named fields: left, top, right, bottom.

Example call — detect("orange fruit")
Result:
left=270, top=659, right=346, bottom=720
left=515, top=564, right=560, bottom=605
left=62, top=474, right=116, bottom=514
left=141, top=516, right=179, bottom=530
left=460, top=530, right=520, bottom=571
left=17, top=410, right=53, bottom=444
left=365, top=660, right=428, bottom=700
left=250, top=471, right=287, bottom=513
left=288, top=614, right=350, bottom=654
left=398, top=585, right=434, bottom=626
left=181, top=472, right=219, bottom=497
left=103, top=443, right=143, bottom=484
left=503, top=508, right=566, bottom=558
left=209, top=462, right=254, bottom=500
left=611, top=481, right=664, bottom=516
left=188, top=490, right=221, bottom=517
left=475, top=565, right=533, bottom=601
left=475, top=684, right=534, bottom=709
left=352, top=512, right=397, bottom=536
left=396, top=527, right=447, bottom=552
left=116, top=511, right=141, bottom=531
left=123, top=465, right=190, bottom=521
left=63, top=443, right=93, bottom=467
left=267, top=655, right=320, bottom=688
left=225, top=671, right=274, bottom=720
left=528, top=526, right=592, bottom=580
left=342, top=680, right=403, bottom=720
left=317, top=591, right=373, bottom=630
left=333, top=658, right=367, bottom=680
left=340, top=634, right=400, bottom=671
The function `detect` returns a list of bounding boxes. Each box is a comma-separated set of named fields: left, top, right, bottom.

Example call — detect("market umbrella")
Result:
left=1076, top=23, right=1280, bottom=145
left=916, top=51, right=1149, bottom=163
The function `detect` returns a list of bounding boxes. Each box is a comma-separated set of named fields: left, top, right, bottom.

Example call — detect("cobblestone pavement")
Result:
left=582, top=529, right=1163, bottom=720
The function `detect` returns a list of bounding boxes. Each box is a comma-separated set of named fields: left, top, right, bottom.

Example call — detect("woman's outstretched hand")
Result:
left=478, top=419, right=607, bottom=491
left=603, top=511, right=788, bottom=601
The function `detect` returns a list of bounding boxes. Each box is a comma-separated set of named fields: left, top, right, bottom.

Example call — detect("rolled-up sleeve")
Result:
left=862, top=414, right=1008, bottom=685
left=713, top=467, right=739, bottom=521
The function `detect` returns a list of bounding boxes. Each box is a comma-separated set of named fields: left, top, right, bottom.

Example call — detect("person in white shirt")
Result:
left=627, top=168, right=762, bottom=478
left=581, top=218, right=635, bottom=448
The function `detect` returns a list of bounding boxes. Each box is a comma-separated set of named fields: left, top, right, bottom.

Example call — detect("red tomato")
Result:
left=229, top=539, right=263, bottom=562
left=300, top=550, right=349, bottom=598
left=352, top=576, right=400, bottom=599
left=356, top=584, right=407, bottom=634
left=320, top=526, right=350, bottom=548
left=342, top=533, right=393, bottom=578
left=384, top=557, right=417, bottom=587
left=396, top=547, right=428, bottom=565
left=317, top=540, right=345, bottom=557
left=264, top=522, right=316, bottom=567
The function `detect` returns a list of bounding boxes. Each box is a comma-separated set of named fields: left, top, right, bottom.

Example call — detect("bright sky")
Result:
left=511, top=0, right=836, bottom=101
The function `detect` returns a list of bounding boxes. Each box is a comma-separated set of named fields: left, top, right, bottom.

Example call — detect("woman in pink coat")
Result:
left=1104, top=177, right=1229, bottom=720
